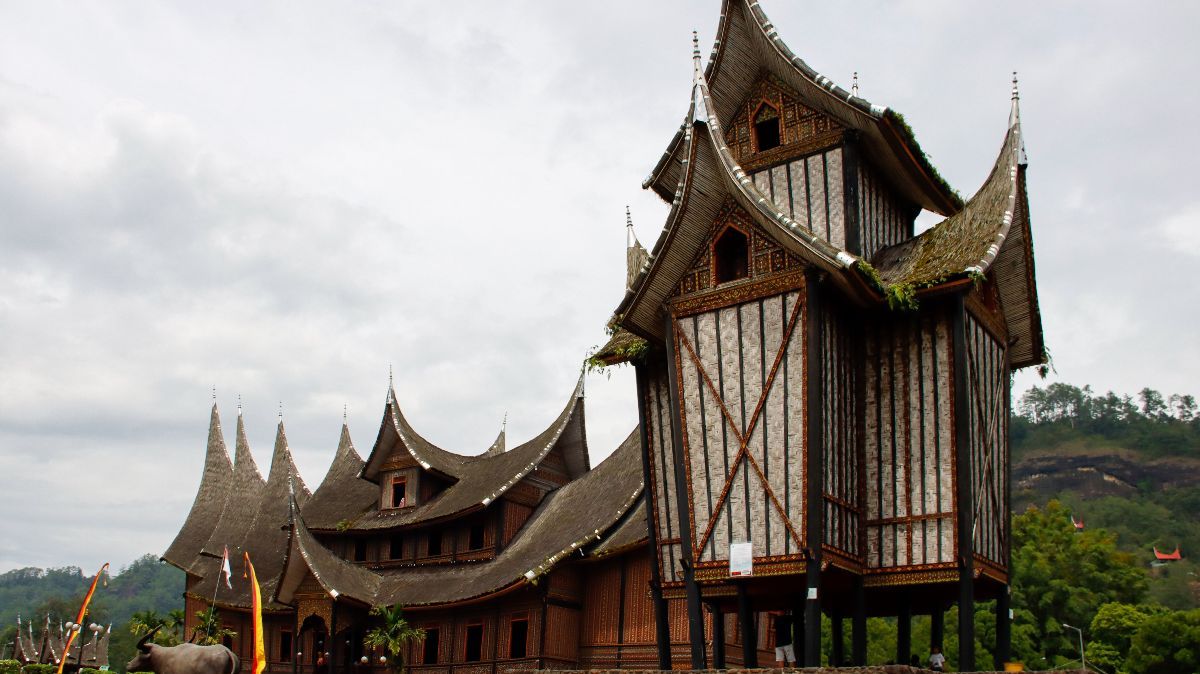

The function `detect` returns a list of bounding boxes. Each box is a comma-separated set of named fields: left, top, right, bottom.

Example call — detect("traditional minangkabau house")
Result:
left=162, top=1, right=1044, bottom=672
left=164, top=378, right=755, bottom=673
left=10, top=615, right=111, bottom=671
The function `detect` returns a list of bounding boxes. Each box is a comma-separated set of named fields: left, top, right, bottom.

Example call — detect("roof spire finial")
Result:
left=1009, top=70, right=1023, bottom=131
left=343, top=403, right=347, bottom=422
left=237, top=394, right=243, bottom=417
left=625, top=205, right=635, bottom=248
left=852, top=71, right=859, bottom=98
left=502, top=411, right=507, bottom=434
left=278, top=401, right=283, bottom=422
left=388, top=363, right=394, bottom=389
left=212, top=385, right=216, bottom=401
left=692, top=30, right=701, bottom=80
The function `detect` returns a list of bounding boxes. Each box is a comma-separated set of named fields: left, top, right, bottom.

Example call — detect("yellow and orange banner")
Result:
left=57, top=563, right=109, bottom=674
left=244, top=552, right=266, bottom=674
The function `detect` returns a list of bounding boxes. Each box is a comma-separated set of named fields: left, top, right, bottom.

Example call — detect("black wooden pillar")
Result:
left=852, top=576, right=866, bottom=665
left=897, top=591, right=912, bottom=666
left=830, top=609, right=844, bottom=667
left=803, top=271, right=824, bottom=667
left=736, top=585, right=757, bottom=668
left=995, top=587, right=1012, bottom=669
left=931, top=606, right=945, bottom=650
left=662, top=312, right=707, bottom=670
left=709, top=603, right=726, bottom=670
left=328, top=601, right=337, bottom=674
left=791, top=603, right=805, bottom=666
left=952, top=294, right=976, bottom=672
left=634, top=362, right=673, bottom=670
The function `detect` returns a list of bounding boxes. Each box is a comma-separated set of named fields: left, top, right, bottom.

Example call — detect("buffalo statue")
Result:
left=127, top=626, right=240, bottom=674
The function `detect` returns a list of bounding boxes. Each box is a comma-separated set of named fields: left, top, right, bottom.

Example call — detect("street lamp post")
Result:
left=1062, top=623, right=1085, bottom=672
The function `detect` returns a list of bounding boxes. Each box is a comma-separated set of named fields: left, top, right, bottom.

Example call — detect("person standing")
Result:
left=929, top=645, right=946, bottom=671
left=772, top=611, right=796, bottom=668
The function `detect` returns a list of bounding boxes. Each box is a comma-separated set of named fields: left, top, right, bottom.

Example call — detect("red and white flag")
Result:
left=221, top=546, right=233, bottom=589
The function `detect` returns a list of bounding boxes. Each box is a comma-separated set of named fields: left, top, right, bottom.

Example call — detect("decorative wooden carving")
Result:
left=724, top=73, right=844, bottom=167
left=673, top=201, right=804, bottom=299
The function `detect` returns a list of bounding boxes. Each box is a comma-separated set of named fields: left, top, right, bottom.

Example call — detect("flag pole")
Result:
left=57, top=563, right=108, bottom=674
left=202, top=547, right=231, bottom=643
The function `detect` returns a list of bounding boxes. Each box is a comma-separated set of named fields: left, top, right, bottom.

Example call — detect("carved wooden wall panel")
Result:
left=819, top=304, right=862, bottom=559
left=673, top=289, right=807, bottom=567
left=858, top=161, right=915, bottom=260
left=965, top=313, right=1008, bottom=568
left=864, top=310, right=956, bottom=569
left=751, top=147, right=846, bottom=250
left=645, top=362, right=683, bottom=584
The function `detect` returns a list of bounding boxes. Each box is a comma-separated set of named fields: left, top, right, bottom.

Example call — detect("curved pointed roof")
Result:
left=350, top=375, right=588, bottom=530
left=162, top=404, right=234, bottom=572
left=302, top=424, right=378, bottom=530
left=236, top=422, right=310, bottom=601
left=199, top=412, right=266, bottom=562
left=276, top=428, right=643, bottom=608
left=871, top=88, right=1044, bottom=368
left=192, top=421, right=309, bottom=609
left=484, top=424, right=506, bottom=456
left=616, top=59, right=866, bottom=340
left=645, top=0, right=960, bottom=216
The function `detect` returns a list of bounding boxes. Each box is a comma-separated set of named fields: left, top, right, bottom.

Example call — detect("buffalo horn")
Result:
left=137, top=626, right=161, bottom=652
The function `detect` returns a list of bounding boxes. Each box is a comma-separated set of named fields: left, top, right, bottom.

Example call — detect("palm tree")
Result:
left=193, top=607, right=237, bottom=645
left=362, top=605, right=424, bottom=673
left=129, top=610, right=182, bottom=646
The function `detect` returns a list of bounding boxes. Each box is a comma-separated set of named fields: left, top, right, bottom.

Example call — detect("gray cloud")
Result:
left=0, top=0, right=1197, bottom=573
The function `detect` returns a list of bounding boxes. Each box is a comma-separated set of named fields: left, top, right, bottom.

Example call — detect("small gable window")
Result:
left=753, top=103, right=781, bottom=152
left=468, top=524, right=485, bottom=551
left=714, top=227, right=749, bottom=284
left=390, top=477, right=407, bottom=508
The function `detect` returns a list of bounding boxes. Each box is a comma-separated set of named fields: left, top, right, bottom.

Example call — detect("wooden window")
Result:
left=468, top=524, right=485, bottom=551
left=753, top=103, right=781, bottom=152
left=390, top=477, right=407, bottom=508
left=508, top=616, right=528, bottom=659
left=353, top=539, right=367, bottom=562
left=427, top=531, right=442, bottom=556
left=422, top=628, right=440, bottom=664
left=714, top=226, right=749, bottom=284
left=280, top=631, right=293, bottom=662
left=464, top=623, right=483, bottom=662
left=389, top=535, right=404, bottom=560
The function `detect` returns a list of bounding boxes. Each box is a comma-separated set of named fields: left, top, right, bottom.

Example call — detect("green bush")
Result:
left=0, top=659, right=21, bottom=674
left=22, top=665, right=57, bottom=674
left=80, top=668, right=106, bottom=674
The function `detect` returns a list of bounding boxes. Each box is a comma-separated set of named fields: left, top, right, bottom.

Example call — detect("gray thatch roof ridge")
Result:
left=198, top=412, right=266, bottom=562
left=162, top=403, right=234, bottom=573
left=589, top=497, right=649, bottom=558
left=302, top=424, right=378, bottom=530
left=349, top=374, right=587, bottom=530
left=279, top=427, right=643, bottom=608
left=871, top=98, right=1024, bottom=290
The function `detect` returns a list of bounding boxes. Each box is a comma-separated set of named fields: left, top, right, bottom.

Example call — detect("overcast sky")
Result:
left=1, top=1, right=1197, bottom=576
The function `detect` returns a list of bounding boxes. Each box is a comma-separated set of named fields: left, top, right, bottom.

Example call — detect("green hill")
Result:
left=1012, top=382, right=1200, bottom=610
left=0, top=555, right=183, bottom=669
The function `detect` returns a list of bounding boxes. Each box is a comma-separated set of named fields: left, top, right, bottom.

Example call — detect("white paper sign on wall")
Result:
left=729, top=542, right=753, bottom=577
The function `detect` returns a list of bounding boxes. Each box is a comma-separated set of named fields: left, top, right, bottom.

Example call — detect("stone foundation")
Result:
left=518, top=668, right=1079, bottom=674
